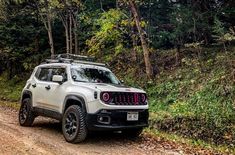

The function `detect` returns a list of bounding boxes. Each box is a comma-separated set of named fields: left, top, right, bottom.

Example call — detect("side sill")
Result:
left=33, top=107, right=62, bottom=121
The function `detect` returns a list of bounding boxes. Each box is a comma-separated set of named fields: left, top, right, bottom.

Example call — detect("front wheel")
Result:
left=19, top=98, right=35, bottom=126
left=62, top=105, right=87, bottom=143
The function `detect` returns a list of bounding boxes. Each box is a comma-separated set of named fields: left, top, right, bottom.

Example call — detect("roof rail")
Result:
left=53, top=53, right=95, bottom=62
left=73, top=60, right=106, bottom=67
left=43, top=54, right=106, bottom=67
left=45, top=58, right=73, bottom=64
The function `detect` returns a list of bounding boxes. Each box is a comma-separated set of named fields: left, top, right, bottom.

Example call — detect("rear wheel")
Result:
left=19, top=98, right=35, bottom=126
left=62, top=105, right=87, bottom=143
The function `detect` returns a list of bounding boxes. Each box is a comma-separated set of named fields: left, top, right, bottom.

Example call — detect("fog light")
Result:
left=98, top=116, right=103, bottom=121
left=97, top=116, right=111, bottom=124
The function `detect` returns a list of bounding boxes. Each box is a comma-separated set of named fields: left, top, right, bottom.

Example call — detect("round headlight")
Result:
left=101, top=92, right=111, bottom=103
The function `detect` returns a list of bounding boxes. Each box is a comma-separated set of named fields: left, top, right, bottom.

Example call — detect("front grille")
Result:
left=101, top=92, right=147, bottom=106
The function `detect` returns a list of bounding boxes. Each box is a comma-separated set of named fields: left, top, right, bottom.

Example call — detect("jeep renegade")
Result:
left=19, top=54, right=149, bottom=143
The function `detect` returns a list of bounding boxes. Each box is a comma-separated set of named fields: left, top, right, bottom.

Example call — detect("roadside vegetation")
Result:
left=0, top=73, right=24, bottom=101
left=119, top=46, right=235, bottom=154
left=148, top=49, right=235, bottom=145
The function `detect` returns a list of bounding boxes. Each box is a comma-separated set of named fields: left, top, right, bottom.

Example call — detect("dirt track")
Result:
left=0, top=106, right=184, bottom=155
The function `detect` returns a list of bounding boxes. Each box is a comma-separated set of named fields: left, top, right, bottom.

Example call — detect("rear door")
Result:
left=32, top=67, right=53, bottom=110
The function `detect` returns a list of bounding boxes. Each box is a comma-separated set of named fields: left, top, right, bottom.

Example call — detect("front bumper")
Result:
left=86, top=109, right=149, bottom=131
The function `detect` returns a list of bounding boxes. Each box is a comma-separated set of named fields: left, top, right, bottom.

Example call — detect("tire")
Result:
left=122, top=128, right=143, bottom=138
left=18, top=98, right=35, bottom=126
left=62, top=105, right=87, bottom=143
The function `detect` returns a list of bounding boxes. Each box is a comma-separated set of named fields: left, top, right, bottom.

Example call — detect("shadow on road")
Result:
left=32, top=117, right=141, bottom=144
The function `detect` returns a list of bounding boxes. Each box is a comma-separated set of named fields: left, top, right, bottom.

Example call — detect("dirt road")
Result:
left=0, top=106, right=184, bottom=155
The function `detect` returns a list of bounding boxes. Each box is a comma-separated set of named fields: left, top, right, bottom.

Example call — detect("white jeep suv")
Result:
left=19, top=55, right=149, bottom=143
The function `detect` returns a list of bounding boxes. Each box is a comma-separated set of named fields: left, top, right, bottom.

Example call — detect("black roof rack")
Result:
left=53, top=53, right=96, bottom=61
left=43, top=54, right=106, bottom=67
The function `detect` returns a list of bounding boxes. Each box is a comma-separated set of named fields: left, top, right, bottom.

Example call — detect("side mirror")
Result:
left=120, top=79, right=124, bottom=84
left=52, top=75, right=63, bottom=84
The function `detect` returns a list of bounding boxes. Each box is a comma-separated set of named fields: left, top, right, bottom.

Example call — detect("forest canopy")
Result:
left=0, top=0, right=234, bottom=78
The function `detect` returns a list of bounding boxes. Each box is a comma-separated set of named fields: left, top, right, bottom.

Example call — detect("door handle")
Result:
left=32, top=83, right=36, bottom=88
left=45, top=85, right=51, bottom=90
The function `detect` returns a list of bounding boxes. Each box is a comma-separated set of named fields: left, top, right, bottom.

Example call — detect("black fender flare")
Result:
left=63, top=95, right=87, bottom=114
left=21, top=90, right=32, bottom=104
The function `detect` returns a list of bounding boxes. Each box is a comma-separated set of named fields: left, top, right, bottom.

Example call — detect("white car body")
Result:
left=21, top=62, right=149, bottom=131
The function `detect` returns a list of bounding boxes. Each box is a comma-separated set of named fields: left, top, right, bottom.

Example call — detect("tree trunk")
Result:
left=60, top=14, right=69, bottom=55
left=223, top=42, right=227, bottom=52
left=129, top=0, right=153, bottom=79
left=65, top=25, right=69, bottom=54
left=100, top=0, right=104, bottom=11
left=61, top=13, right=69, bottom=55
left=44, top=0, right=54, bottom=58
left=59, top=1, right=70, bottom=55
left=35, top=7, right=40, bottom=53
left=69, top=11, right=73, bottom=54
left=7, top=60, right=12, bottom=79
left=131, top=34, right=137, bottom=62
left=116, top=0, right=119, bottom=8
left=73, top=13, right=79, bottom=54
left=47, top=15, right=54, bottom=58
left=175, top=44, right=180, bottom=66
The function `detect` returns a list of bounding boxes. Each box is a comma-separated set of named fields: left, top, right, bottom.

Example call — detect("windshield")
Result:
left=71, top=67, right=120, bottom=84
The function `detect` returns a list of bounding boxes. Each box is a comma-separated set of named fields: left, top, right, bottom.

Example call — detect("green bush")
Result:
left=0, top=73, right=25, bottom=101
left=145, top=49, right=235, bottom=145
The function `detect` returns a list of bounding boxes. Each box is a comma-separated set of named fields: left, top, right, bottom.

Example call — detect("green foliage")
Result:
left=213, top=17, right=235, bottom=44
left=0, top=0, right=234, bottom=75
left=170, top=6, right=194, bottom=43
left=0, top=73, right=25, bottom=101
left=87, top=9, right=129, bottom=59
left=213, top=17, right=226, bottom=38
left=0, top=101, right=20, bottom=109
left=0, top=0, right=7, bottom=20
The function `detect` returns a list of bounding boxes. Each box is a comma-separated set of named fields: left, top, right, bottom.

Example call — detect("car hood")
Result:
left=76, top=82, right=146, bottom=93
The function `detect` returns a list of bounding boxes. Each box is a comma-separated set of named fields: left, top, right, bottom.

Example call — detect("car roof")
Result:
left=37, top=63, right=110, bottom=71
left=38, top=63, right=71, bottom=68
left=71, top=63, right=110, bottom=71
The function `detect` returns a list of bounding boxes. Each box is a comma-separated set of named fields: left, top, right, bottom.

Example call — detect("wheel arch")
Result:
left=63, top=95, right=87, bottom=114
left=21, top=90, right=32, bottom=104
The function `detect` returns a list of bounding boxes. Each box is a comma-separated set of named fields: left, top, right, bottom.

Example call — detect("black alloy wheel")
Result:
left=62, top=105, right=87, bottom=143
left=19, top=98, right=35, bottom=126
left=64, top=112, right=78, bottom=137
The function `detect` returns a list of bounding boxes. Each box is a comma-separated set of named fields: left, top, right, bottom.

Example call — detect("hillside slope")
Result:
left=146, top=47, right=235, bottom=147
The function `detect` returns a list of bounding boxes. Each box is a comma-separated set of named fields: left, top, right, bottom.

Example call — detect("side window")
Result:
left=37, top=68, right=51, bottom=81
left=51, top=68, right=67, bottom=82
left=34, top=68, right=41, bottom=79
left=35, top=67, right=67, bottom=82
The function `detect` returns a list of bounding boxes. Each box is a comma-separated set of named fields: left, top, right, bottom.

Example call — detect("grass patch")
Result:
left=146, top=50, right=235, bottom=145
left=0, top=101, right=20, bottom=109
left=123, top=47, right=235, bottom=147
left=0, top=73, right=25, bottom=101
